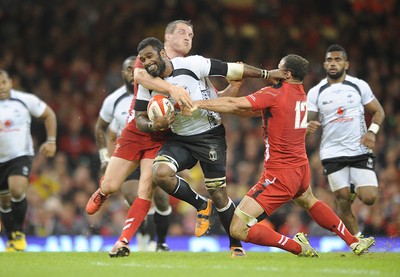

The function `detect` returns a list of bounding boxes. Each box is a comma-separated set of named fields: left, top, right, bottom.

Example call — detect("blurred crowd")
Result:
left=0, top=0, right=399, bottom=240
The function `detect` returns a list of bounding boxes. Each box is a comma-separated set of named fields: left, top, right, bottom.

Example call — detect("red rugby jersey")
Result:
left=245, top=82, right=308, bottom=168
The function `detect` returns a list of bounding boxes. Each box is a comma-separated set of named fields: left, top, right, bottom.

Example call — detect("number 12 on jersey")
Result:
left=295, top=101, right=307, bottom=129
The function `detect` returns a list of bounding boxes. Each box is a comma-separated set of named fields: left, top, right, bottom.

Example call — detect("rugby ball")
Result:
left=147, top=95, right=175, bottom=121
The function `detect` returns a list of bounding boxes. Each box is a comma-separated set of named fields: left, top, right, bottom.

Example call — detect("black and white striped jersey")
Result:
left=137, top=55, right=225, bottom=136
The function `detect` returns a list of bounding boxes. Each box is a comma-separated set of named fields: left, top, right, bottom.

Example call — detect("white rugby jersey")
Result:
left=0, top=89, right=47, bottom=162
left=307, top=75, right=375, bottom=160
left=136, top=55, right=221, bottom=136
left=99, top=85, right=134, bottom=135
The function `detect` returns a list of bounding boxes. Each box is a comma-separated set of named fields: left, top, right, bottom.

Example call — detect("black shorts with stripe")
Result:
left=157, top=124, right=227, bottom=179
left=0, top=156, right=33, bottom=192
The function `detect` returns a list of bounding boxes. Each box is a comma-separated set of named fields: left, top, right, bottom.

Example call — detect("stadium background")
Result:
left=0, top=0, right=399, bottom=252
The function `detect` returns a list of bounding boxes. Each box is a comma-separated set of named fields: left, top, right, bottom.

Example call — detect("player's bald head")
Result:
left=0, top=69, right=10, bottom=78
left=122, top=56, right=137, bottom=70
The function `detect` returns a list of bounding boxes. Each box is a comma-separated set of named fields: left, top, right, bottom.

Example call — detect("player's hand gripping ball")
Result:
left=147, top=95, right=175, bottom=121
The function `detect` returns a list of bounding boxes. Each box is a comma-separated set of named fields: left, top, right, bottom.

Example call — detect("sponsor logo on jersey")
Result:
left=336, top=106, right=346, bottom=117
left=4, top=120, right=12, bottom=127
left=262, top=177, right=276, bottom=187
left=332, top=117, right=354, bottom=123
left=332, top=106, right=354, bottom=123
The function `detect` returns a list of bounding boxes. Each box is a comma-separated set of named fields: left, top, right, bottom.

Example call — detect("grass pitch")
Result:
left=1, top=252, right=399, bottom=277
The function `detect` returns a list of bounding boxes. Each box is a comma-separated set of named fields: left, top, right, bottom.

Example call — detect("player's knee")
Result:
left=230, top=207, right=256, bottom=241
left=359, top=192, right=377, bottom=206
left=0, top=191, right=12, bottom=209
left=100, top=178, right=119, bottom=194
left=152, top=165, right=177, bottom=195
left=152, top=155, right=177, bottom=182
left=152, top=164, right=172, bottom=184
left=8, top=186, right=26, bottom=199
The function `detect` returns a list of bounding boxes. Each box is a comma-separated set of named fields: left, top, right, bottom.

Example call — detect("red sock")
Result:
left=118, top=198, right=151, bottom=243
left=245, top=222, right=302, bottom=255
left=308, top=201, right=358, bottom=246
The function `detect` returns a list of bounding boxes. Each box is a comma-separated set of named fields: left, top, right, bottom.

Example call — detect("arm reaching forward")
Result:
left=193, top=97, right=253, bottom=115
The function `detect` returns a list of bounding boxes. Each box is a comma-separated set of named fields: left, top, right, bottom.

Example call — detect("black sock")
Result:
left=154, top=208, right=171, bottom=244
left=11, top=197, right=27, bottom=232
left=0, top=209, right=14, bottom=240
left=172, top=176, right=207, bottom=210
left=138, top=214, right=157, bottom=241
left=217, top=200, right=242, bottom=248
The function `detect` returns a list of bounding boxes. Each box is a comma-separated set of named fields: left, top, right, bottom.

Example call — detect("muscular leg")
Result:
left=8, top=176, right=29, bottom=233
left=230, top=195, right=303, bottom=255
left=206, top=183, right=242, bottom=248
left=294, top=186, right=358, bottom=246
left=0, top=193, right=13, bottom=240
left=334, top=187, right=360, bottom=235
left=120, top=180, right=139, bottom=206
left=116, top=159, right=155, bottom=244
left=152, top=163, right=207, bottom=210
left=86, top=156, right=140, bottom=215
left=101, top=157, right=139, bottom=195
left=357, top=186, right=378, bottom=206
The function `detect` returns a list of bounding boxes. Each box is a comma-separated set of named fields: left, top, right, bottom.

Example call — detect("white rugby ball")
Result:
left=147, top=95, right=175, bottom=121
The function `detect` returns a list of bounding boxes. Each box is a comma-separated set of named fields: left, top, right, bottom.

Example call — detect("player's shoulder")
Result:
left=345, top=74, right=369, bottom=87
left=172, top=55, right=206, bottom=66
left=308, top=78, right=329, bottom=95
left=10, top=88, right=29, bottom=97
left=255, top=84, right=281, bottom=97
left=10, top=89, right=38, bottom=101
left=104, top=85, right=128, bottom=101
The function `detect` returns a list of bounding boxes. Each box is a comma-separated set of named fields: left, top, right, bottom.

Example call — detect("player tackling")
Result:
left=188, top=54, right=375, bottom=256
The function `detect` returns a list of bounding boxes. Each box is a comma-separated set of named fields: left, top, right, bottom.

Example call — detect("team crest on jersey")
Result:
left=209, top=148, right=217, bottom=161
left=347, top=94, right=354, bottom=103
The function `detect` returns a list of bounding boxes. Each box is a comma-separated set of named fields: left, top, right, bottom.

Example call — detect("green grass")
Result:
left=1, top=252, right=399, bottom=277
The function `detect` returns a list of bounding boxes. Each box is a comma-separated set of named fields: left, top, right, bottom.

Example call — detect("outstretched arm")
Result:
left=226, top=62, right=286, bottom=84
left=194, top=97, right=253, bottom=115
